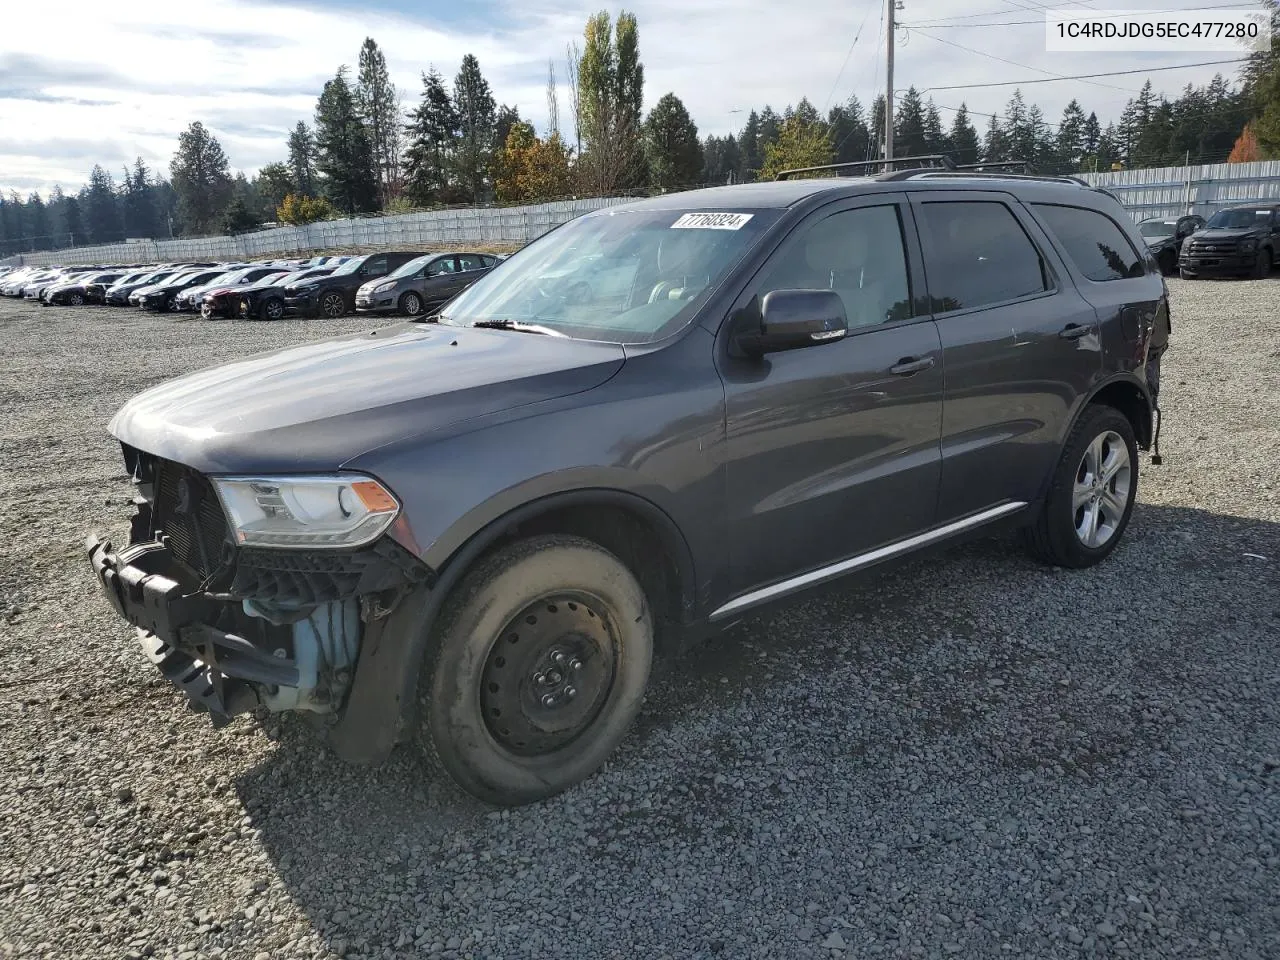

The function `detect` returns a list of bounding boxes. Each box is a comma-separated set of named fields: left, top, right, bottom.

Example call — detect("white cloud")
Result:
left=0, top=0, right=1253, bottom=196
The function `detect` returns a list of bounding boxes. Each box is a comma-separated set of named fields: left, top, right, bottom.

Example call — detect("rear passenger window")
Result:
left=1032, top=204, right=1144, bottom=281
left=917, top=201, right=1048, bottom=313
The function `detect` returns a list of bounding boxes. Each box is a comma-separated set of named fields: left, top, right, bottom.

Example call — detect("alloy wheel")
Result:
left=402, top=292, right=422, bottom=316
left=1073, top=430, right=1132, bottom=549
left=321, top=293, right=345, bottom=318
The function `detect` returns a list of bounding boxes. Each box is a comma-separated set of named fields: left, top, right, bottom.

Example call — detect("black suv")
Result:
left=282, top=251, right=420, bottom=318
left=1178, top=203, right=1280, bottom=279
left=1137, top=215, right=1205, bottom=276
left=87, top=171, right=1169, bottom=805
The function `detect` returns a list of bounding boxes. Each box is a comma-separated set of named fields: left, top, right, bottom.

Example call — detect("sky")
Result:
left=0, top=0, right=1265, bottom=196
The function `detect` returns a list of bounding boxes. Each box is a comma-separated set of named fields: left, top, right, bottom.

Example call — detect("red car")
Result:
left=200, top=273, right=288, bottom=319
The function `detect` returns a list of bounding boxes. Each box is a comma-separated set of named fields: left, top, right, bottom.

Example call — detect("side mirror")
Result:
left=735, top=290, right=848, bottom=357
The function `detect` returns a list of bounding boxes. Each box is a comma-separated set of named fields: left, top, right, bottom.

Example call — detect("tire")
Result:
left=399, top=291, right=423, bottom=316
left=319, top=291, right=346, bottom=318
left=1178, top=267, right=1195, bottom=280
left=68, top=292, right=84, bottom=306
left=200, top=302, right=214, bottom=320
left=260, top=297, right=284, bottom=321
left=1253, top=248, right=1272, bottom=279
left=1158, top=251, right=1176, bottom=277
left=1022, top=405, right=1138, bottom=569
left=417, top=535, right=653, bottom=806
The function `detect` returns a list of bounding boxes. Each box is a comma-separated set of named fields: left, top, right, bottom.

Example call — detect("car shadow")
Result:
left=234, top=502, right=1280, bottom=957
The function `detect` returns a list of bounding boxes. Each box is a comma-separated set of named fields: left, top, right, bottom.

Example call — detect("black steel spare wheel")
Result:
left=417, top=534, right=652, bottom=806
left=479, top=595, right=617, bottom=756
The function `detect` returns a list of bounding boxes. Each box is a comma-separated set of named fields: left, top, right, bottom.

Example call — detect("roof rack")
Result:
left=955, top=160, right=1033, bottom=174
left=879, top=169, right=1093, bottom=187
left=774, top=154, right=956, bottom=180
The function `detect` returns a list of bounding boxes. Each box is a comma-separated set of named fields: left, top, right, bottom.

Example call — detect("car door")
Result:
left=909, top=191, right=1102, bottom=522
left=423, top=256, right=460, bottom=304
left=717, top=195, right=945, bottom=599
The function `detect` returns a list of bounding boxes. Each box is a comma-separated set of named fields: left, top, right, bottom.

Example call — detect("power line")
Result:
left=823, top=0, right=879, bottom=112
left=909, top=27, right=1142, bottom=94
left=919, top=58, right=1250, bottom=92
left=905, top=3, right=1265, bottom=28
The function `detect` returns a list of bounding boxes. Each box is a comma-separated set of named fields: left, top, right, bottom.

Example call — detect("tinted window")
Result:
left=362, top=255, right=389, bottom=276
left=458, top=254, right=485, bottom=271
left=755, top=205, right=912, bottom=329
left=1033, top=204, right=1144, bottom=282
left=426, top=257, right=457, bottom=277
left=480, top=255, right=498, bottom=267
left=918, top=201, right=1049, bottom=312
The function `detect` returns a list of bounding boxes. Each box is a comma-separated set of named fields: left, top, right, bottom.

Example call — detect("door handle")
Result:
left=889, top=356, right=936, bottom=375
left=1059, top=323, right=1092, bottom=340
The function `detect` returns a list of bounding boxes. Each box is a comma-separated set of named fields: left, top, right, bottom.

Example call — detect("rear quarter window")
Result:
left=1032, top=204, right=1146, bottom=282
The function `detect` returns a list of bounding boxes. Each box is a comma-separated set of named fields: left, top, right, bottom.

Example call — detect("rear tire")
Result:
left=261, top=297, right=284, bottom=321
left=416, top=535, right=653, bottom=806
left=319, top=291, right=346, bottom=318
left=1022, top=405, right=1138, bottom=568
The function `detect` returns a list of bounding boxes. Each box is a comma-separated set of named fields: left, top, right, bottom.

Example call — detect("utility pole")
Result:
left=885, top=0, right=896, bottom=163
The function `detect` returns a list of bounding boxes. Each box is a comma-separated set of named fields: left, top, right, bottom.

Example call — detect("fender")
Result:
left=329, top=487, right=699, bottom=764
left=1035, top=371, right=1154, bottom=503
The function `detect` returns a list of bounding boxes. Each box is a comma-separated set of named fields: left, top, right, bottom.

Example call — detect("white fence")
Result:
left=1077, top=160, right=1280, bottom=220
left=0, top=196, right=630, bottom=268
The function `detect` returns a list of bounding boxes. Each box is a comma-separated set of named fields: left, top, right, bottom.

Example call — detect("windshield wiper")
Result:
left=470, top=319, right=567, bottom=337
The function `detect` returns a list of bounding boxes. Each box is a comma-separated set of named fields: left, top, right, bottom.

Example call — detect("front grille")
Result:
left=1187, top=241, right=1237, bottom=255
left=153, top=460, right=230, bottom=579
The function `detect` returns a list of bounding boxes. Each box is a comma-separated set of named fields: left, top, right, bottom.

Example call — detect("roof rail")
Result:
left=774, top=154, right=956, bottom=180
left=955, top=160, right=1033, bottom=174
left=880, top=169, right=1093, bottom=187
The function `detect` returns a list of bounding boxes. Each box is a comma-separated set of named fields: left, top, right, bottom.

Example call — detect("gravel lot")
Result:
left=1, top=284, right=1277, bottom=960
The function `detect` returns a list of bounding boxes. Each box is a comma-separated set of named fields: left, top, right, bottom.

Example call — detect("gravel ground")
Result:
left=0, top=283, right=1277, bottom=960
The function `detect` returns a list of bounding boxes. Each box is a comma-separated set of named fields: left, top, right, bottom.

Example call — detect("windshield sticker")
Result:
left=1258, top=210, right=1271, bottom=214
left=671, top=212, right=753, bottom=230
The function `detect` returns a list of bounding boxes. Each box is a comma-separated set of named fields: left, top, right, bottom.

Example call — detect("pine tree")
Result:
left=828, top=96, right=870, bottom=165
left=220, top=193, right=259, bottom=234
left=702, top=135, right=742, bottom=184
left=26, top=192, right=49, bottom=248
left=1082, top=112, right=1102, bottom=158
left=63, top=195, right=84, bottom=245
left=122, top=157, right=158, bottom=238
left=1056, top=99, right=1088, bottom=173
left=759, top=115, right=833, bottom=180
left=869, top=96, right=886, bottom=158
left=169, top=121, right=233, bottom=234
left=737, top=110, right=762, bottom=180
left=314, top=67, right=379, bottom=214
left=254, top=162, right=295, bottom=220
left=923, top=99, right=946, bottom=154
left=947, top=104, right=981, bottom=165
left=402, top=67, right=460, bottom=206
left=982, top=114, right=1008, bottom=162
left=644, top=93, right=702, bottom=191
left=356, top=38, right=401, bottom=206
left=758, top=106, right=781, bottom=155
left=287, top=122, right=318, bottom=195
left=453, top=54, right=497, bottom=202
left=495, top=105, right=522, bottom=161
left=85, top=164, right=121, bottom=243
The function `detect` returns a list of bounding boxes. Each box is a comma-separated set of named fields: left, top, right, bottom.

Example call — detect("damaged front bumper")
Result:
left=87, top=535, right=365, bottom=723
left=86, top=524, right=428, bottom=730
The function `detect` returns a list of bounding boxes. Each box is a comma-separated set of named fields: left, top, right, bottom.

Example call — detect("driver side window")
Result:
left=427, top=258, right=456, bottom=277
left=755, top=205, right=913, bottom=329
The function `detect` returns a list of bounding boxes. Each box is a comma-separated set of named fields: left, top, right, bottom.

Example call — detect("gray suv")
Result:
left=87, top=168, right=1169, bottom=805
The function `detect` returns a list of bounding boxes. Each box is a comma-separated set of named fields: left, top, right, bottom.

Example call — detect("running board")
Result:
left=708, top=501, right=1028, bottom=621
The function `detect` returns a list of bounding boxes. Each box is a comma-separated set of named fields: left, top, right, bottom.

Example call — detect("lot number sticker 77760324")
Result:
left=670, top=212, right=754, bottom=230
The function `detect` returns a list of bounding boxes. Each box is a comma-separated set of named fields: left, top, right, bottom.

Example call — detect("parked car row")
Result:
left=0, top=249, right=504, bottom=319
left=1136, top=202, right=1280, bottom=279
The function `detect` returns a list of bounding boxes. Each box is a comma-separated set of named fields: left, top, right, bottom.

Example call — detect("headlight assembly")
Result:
left=212, top=474, right=400, bottom=549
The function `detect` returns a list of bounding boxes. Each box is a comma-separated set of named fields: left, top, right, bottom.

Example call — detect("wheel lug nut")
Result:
left=541, top=694, right=557, bottom=707
left=552, top=652, right=566, bottom=665
left=571, top=659, right=583, bottom=671
left=565, top=686, right=577, bottom=699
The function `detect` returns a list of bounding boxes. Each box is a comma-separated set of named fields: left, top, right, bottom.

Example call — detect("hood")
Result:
left=1193, top=228, right=1258, bottom=241
left=109, top=322, right=626, bottom=474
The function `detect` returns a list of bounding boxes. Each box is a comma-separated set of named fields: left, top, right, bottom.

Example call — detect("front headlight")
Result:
left=1240, top=237, right=1257, bottom=251
left=373, top=281, right=395, bottom=293
left=212, top=474, right=399, bottom=549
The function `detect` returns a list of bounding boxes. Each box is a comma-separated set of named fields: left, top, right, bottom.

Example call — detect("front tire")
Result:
left=1254, top=248, right=1272, bottom=279
left=417, top=535, right=653, bottom=806
left=1023, top=406, right=1138, bottom=568
left=399, top=291, right=423, bottom=316
left=68, top=292, right=84, bottom=306
left=1178, top=267, right=1194, bottom=280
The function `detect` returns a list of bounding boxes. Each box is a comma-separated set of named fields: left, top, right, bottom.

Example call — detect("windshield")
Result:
left=205, top=269, right=248, bottom=286
left=273, top=269, right=324, bottom=286
left=1206, top=208, right=1274, bottom=229
left=163, top=273, right=197, bottom=286
left=331, top=257, right=366, bottom=276
left=1139, top=221, right=1177, bottom=239
left=437, top=207, right=780, bottom=343
left=389, top=255, right=432, bottom=280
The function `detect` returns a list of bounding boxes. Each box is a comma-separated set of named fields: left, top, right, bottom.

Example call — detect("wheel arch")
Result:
left=1085, top=374, right=1154, bottom=450
left=329, top=487, right=699, bottom=764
